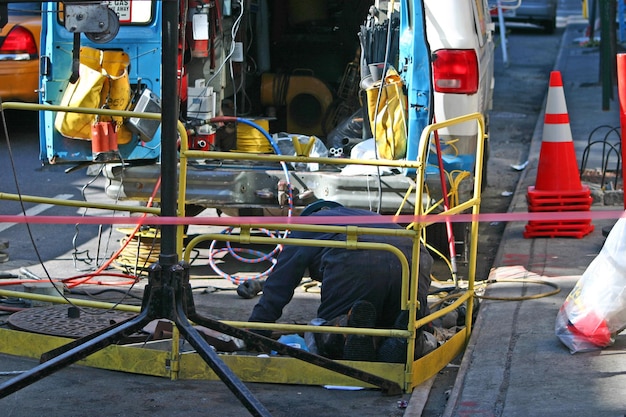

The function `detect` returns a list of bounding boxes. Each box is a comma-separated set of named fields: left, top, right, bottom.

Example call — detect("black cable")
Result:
left=69, top=288, right=144, bottom=301
left=0, top=99, right=56, bottom=293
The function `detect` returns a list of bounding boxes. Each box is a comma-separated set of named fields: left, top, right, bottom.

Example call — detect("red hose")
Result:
left=63, top=176, right=162, bottom=288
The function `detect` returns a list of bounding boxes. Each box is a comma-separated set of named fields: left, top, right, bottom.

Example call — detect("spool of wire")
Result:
left=114, top=227, right=161, bottom=275
left=236, top=119, right=273, bottom=153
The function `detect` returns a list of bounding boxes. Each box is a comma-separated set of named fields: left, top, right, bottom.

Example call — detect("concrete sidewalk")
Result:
left=442, top=19, right=625, bottom=417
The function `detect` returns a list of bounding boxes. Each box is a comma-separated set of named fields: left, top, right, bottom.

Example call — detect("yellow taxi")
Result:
left=0, top=2, right=41, bottom=103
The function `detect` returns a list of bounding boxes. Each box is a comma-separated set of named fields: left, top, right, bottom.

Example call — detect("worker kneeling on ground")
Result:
left=247, top=200, right=434, bottom=362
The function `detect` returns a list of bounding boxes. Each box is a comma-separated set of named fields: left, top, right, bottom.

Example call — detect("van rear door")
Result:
left=39, top=1, right=162, bottom=164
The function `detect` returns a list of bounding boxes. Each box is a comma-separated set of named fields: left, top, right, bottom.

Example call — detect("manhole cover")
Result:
left=8, top=305, right=137, bottom=338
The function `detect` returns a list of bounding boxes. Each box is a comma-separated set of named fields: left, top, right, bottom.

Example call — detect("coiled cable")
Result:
left=204, top=117, right=294, bottom=284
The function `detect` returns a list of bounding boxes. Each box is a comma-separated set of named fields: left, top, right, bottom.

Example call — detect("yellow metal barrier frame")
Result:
left=178, top=111, right=484, bottom=392
left=0, top=102, right=483, bottom=393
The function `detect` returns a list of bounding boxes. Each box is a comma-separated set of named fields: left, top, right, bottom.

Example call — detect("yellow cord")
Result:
left=114, top=228, right=161, bottom=274
left=236, top=120, right=273, bottom=153
left=476, top=278, right=561, bottom=301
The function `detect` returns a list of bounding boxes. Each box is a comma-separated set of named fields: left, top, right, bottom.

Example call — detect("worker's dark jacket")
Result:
left=248, top=207, right=433, bottom=328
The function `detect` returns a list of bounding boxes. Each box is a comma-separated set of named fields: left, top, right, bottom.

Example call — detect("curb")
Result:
left=439, top=21, right=572, bottom=417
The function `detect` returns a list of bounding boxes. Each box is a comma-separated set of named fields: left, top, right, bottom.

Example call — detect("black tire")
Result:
left=481, top=132, right=490, bottom=192
left=543, top=18, right=556, bottom=34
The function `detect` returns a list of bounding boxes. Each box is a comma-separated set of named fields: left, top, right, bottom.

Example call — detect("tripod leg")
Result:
left=188, top=311, right=402, bottom=396
left=41, top=271, right=157, bottom=363
left=0, top=310, right=152, bottom=399
left=177, top=261, right=402, bottom=396
left=174, top=305, right=272, bottom=417
left=40, top=314, right=140, bottom=363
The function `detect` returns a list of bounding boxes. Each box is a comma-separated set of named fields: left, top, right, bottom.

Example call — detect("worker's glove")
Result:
left=237, top=279, right=265, bottom=299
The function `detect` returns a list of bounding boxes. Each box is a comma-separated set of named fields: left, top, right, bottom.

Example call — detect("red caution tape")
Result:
left=0, top=210, right=624, bottom=227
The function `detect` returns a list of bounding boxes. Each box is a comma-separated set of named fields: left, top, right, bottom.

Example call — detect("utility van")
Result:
left=35, top=0, right=494, bottom=221
left=426, top=0, right=495, bottom=173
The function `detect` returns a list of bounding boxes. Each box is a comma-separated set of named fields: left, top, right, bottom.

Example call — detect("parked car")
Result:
left=490, top=0, right=558, bottom=33
left=0, top=2, right=41, bottom=103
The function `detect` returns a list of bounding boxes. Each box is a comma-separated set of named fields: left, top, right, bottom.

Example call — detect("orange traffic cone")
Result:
left=534, top=71, right=584, bottom=192
left=524, top=71, right=593, bottom=239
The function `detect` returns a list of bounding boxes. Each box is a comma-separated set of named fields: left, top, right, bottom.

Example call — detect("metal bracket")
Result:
left=64, top=3, right=111, bottom=33
left=64, top=2, right=120, bottom=44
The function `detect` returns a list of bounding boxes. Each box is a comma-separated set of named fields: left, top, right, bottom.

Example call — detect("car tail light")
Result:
left=0, top=26, right=38, bottom=59
left=432, top=49, right=479, bottom=94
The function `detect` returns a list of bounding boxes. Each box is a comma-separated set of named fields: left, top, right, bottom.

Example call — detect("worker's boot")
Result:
left=377, top=310, right=437, bottom=362
left=343, top=300, right=377, bottom=361
left=315, top=315, right=349, bottom=359
left=376, top=310, right=409, bottom=363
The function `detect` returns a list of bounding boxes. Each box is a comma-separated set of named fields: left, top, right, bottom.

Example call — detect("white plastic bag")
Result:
left=340, top=138, right=394, bottom=176
left=274, top=133, right=328, bottom=171
left=555, top=214, right=626, bottom=353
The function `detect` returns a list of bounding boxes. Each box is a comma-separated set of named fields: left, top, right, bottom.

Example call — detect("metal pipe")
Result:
left=618, top=53, right=626, bottom=209
left=0, top=289, right=141, bottom=313
left=183, top=149, right=424, bottom=169
left=0, top=192, right=160, bottom=215
left=496, top=0, right=509, bottom=67
left=157, top=0, right=179, bottom=264
left=0, top=102, right=161, bottom=120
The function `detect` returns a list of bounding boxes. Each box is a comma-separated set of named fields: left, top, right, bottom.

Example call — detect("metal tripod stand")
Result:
left=0, top=1, right=401, bottom=415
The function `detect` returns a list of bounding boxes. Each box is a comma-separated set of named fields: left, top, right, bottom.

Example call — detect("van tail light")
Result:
left=432, top=49, right=479, bottom=94
left=0, top=26, right=38, bottom=59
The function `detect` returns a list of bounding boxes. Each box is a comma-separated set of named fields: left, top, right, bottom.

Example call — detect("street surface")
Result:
left=0, top=0, right=589, bottom=415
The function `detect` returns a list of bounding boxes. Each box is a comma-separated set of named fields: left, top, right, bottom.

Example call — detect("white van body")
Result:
left=425, top=0, right=495, bottom=155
